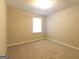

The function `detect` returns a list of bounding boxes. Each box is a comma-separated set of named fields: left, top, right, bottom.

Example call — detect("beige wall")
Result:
left=0, top=0, right=7, bottom=56
left=47, top=5, right=79, bottom=48
left=7, top=7, right=46, bottom=44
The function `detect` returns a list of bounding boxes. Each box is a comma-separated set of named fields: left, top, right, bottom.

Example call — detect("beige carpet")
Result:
left=7, top=40, right=79, bottom=59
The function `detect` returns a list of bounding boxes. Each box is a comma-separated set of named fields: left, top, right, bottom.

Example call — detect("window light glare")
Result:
left=33, top=17, right=42, bottom=33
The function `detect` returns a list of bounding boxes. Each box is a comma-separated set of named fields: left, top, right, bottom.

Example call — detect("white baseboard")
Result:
left=8, top=37, right=79, bottom=51
left=7, top=37, right=45, bottom=47
left=48, top=39, right=79, bottom=51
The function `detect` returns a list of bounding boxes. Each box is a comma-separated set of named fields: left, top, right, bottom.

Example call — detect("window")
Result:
left=33, top=17, right=42, bottom=33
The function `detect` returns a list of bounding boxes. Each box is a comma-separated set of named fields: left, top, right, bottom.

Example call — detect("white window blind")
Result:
left=33, top=17, right=42, bottom=33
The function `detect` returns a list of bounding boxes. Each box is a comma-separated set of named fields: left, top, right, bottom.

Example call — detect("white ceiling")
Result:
left=7, top=0, right=79, bottom=16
